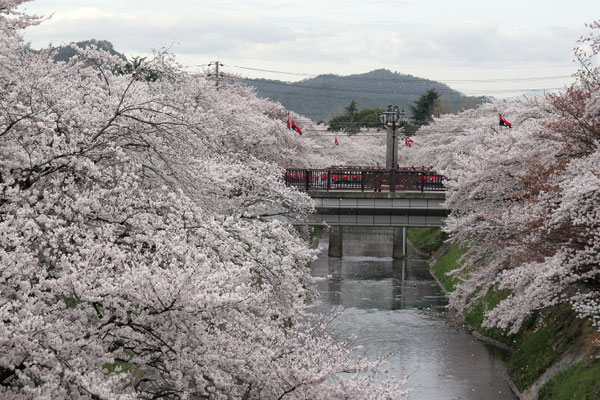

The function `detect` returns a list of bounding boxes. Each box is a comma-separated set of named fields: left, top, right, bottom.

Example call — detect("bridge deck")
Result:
left=305, top=190, right=448, bottom=227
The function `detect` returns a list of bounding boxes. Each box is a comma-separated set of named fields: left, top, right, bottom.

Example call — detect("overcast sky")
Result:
left=20, top=0, right=599, bottom=97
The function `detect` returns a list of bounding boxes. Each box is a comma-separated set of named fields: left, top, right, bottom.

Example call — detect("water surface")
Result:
left=311, top=227, right=516, bottom=400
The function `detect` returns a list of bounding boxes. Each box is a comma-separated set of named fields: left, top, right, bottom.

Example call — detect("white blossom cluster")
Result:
left=406, top=21, right=600, bottom=335
left=0, top=1, right=408, bottom=398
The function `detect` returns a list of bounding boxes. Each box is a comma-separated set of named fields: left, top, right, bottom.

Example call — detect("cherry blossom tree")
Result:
left=0, top=1, right=408, bottom=398
left=410, top=21, right=600, bottom=335
left=300, top=127, right=387, bottom=167
left=484, top=29, right=600, bottom=332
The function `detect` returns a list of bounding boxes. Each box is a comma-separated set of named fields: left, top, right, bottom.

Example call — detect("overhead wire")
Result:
left=225, top=64, right=573, bottom=84
left=241, top=78, right=564, bottom=95
left=194, top=63, right=571, bottom=126
left=192, top=63, right=572, bottom=96
left=230, top=65, right=317, bottom=77
left=240, top=76, right=564, bottom=96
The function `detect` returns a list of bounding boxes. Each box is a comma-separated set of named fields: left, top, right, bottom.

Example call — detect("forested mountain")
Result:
left=29, top=39, right=127, bottom=62
left=243, top=69, right=488, bottom=122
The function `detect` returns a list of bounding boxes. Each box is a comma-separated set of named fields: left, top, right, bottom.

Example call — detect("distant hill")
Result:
left=29, top=39, right=127, bottom=63
left=242, top=69, right=488, bottom=123
left=52, top=39, right=128, bottom=63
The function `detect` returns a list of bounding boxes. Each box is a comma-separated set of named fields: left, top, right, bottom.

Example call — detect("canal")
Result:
left=311, top=227, right=517, bottom=399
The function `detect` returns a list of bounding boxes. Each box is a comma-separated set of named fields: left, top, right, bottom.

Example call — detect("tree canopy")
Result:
left=327, top=100, right=384, bottom=134
left=47, top=39, right=128, bottom=63
left=409, top=89, right=440, bottom=125
left=0, top=1, right=406, bottom=398
left=405, top=20, right=600, bottom=336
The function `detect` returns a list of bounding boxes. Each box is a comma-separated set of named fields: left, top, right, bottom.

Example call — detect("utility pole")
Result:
left=379, top=105, right=405, bottom=169
left=207, top=61, right=224, bottom=88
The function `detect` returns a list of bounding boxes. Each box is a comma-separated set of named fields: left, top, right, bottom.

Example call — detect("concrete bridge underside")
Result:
left=304, top=191, right=449, bottom=259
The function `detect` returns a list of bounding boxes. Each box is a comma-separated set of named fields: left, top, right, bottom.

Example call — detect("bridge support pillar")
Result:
left=392, top=227, right=407, bottom=258
left=328, top=226, right=343, bottom=257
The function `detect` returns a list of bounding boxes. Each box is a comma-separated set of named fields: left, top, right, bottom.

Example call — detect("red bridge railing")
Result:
left=284, top=167, right=447, bottom=192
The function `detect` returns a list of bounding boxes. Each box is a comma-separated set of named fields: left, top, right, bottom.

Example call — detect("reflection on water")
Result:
left=317, top=257, right=448, bottom=311
left=312, top=227, right=516, bottom=400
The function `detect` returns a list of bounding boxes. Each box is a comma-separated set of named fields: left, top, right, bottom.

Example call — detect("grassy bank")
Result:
left=406, top=227, right=447, bottom=257
left=408, top=228, right=600, bottom=399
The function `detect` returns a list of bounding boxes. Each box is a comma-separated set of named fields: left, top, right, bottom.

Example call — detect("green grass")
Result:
left=464, top=288, right=513, bottom=345
left=430, top=242, right=464, bottom=292
left=309, top=225, right=325, bottom=242
left=538, top=357, right=600, bottom=400
left=506, top=305, right=591, bottom=391
left=407, top=227, right=447, bottom=255
left=508, top=317, right=562, bottom=390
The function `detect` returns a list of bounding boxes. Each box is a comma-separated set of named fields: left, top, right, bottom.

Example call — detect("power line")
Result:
left=245, top=77, right=563, bottom=95
left=188, top=62, right=569, bottom=99
left=254, top=85, right=562, bottom=98
left=230, top=65, right=317, bottom=77
left=226, top=64, right=573, bottom=84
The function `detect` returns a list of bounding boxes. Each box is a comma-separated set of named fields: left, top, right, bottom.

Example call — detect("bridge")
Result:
left=285, top=166, right=446, bottom=193
left=284, top=167, right=450, bottom=258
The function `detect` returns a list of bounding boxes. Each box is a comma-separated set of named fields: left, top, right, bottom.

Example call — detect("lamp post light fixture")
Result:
left=380, top=105, right=405, bottom=169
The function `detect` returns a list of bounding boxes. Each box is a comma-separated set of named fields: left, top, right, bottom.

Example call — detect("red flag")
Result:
left=286, top=118, right=290, bottom=129
left=335, top=135, right=339, bottom=146
left=405, top=137, right=414, bottom=148
left=499, top=113, right=512, bottom=128
left=291, top=120, right=302, bottom=135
